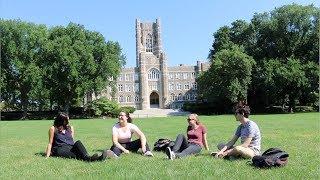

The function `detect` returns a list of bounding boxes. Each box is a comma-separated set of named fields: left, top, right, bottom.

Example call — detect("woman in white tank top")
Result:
left=108, top=111, right=153, bottom=157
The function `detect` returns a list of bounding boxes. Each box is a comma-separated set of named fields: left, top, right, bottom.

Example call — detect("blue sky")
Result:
left=1, top=0, right=318, bottom=67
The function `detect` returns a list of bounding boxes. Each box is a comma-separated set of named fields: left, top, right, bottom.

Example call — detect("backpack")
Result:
left=153, top=138, right=175, bottom=152
left=252, top=148, right=289, bottom=168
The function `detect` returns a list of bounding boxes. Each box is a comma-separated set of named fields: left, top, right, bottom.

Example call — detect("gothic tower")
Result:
left=136, top=19, right=169, bottom=109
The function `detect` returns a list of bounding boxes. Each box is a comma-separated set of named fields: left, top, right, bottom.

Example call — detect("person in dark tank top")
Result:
left=45, top=112, right=114, bottom=161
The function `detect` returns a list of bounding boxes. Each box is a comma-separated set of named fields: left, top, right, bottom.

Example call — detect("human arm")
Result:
left=112, top=134, right=130, bottom=154
left=45, top=126, right=55, bottom=158
left=215, top=135, right=238, bottom=157
left=132, top=127, right=147, bottom=153
left=70, top=126, right=74, bottom=138
left=202, top=133, right=209, bottom=151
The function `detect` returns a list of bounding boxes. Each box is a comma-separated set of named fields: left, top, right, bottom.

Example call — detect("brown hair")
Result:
left=234, top=102, right=250, bottom=118
left=120, top=111, right=133, bottom=123
left=126, top=112, right=133, bottom=123
left=54, top=112, right=70, bottom=129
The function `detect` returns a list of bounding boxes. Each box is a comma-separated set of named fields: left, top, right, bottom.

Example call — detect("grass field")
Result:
left=0, top=113, right=319, bottom=179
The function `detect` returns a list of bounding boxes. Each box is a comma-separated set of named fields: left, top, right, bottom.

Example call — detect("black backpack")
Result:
left=153, top=138, right=175, bottom=152
left=252, top=148, right=289, bottom=168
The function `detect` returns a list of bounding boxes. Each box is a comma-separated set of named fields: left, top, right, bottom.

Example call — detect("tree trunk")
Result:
left=20, top=91, right=28, bottom=119
left=288, top=96, right=295, bottom=113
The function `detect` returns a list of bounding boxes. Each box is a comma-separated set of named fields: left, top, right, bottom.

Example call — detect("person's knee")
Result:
left=217, top=143, right=225, bottom=150
left=177, top=134, right=184, bottom=138
left=233, top=146, right=254, bottom=158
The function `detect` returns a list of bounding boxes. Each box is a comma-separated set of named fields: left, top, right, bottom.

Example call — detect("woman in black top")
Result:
left=45, top=112, right=112, bottom=161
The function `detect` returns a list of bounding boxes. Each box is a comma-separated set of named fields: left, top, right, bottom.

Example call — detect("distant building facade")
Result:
left=89, top=19, right=210, bottom=110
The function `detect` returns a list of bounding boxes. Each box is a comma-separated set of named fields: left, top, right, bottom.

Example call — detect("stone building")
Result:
left=94, top=19, right=210, bottom=110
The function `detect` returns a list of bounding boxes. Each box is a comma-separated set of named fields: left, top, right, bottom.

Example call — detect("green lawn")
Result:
left=0, top=113, right=319, bottom=179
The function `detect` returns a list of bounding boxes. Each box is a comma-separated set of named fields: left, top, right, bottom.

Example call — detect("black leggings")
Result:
left=110, top=139, right=150, bottom=156
left=52, top=140, right=90, bottom=161
left=172, top=134, right=202, bottom=158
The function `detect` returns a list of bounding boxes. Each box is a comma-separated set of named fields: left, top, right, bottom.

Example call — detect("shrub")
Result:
left=294, top=106, right=315, bottom=112
left=119, top=106, right=136, bottom=114
left=85, top=97, right=120, bottom=117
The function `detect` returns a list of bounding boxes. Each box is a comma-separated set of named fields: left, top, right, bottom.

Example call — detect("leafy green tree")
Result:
left=44, top=23, right=124, bottom=111
left=0, top=19, right=48, bottom=117
left=261, top=58, right=309, bottom=111
left=207, top=4, right=319, bottom=112
left=199, top=45, right=255, bottom=112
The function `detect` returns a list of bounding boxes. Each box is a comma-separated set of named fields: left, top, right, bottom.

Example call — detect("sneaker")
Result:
left=143, top=151, right=154, bottom=157
left=105, top=150, right=118, bottom=159
left=165, top=147, right=175, bottom=160
left=100, top=150, right=118, bottom=160
left=90, top=153, right=100, bottom=161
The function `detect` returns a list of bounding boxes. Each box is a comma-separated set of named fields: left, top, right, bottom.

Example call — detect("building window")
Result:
left=125, top=74, right=130, bottom=81
left=169, top=73, right=173, bottom=79
left=134, top=83, right=140, bottom=92
left=118, top=75, right=123, bottom=81
left=191, top=72, right=196, bottom=79
left=134, top=74, right=139, bottom=81
left=125, top=84, right=132, bottom=92
left=170, top=93, right=175, bottom=101
left=183, top=73, right=188, bottom=79
left=178, top=93, right=183, bottom=101
left=135, top=95, right=139, bottom=102
left=119, top=95, right=124, bottom=102
left=118, top=84, right=123, bottom=92
left=148, top=68, right=160, bottom=80
left=175, top=73, right=179, bottom=79
left=126, top=96, right=131, bottom=102
left=149, top=82, right=159, bottom=91
left=184, top=83, right=190, bottom=90
left=192, top=82, right=197, bottom=90
left=169, top=83, right=174, bottom=91
left=176, top=83, right=182, bottom=90
left=185, top=93, right=190, bottom=100
left=146, top=34, right=153, bottom=52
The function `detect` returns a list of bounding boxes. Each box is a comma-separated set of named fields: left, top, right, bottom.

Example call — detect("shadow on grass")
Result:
left=35, top=152, right=46, bottom=157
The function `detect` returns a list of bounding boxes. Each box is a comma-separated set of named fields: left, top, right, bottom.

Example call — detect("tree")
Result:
left=199, top=45, right=255, bottom=112
left=261, top=58, right=309, bottom=111
left=207, top=4, right=319, bottom=112
left=0, top=19, right=48, bottom=117
left=44, top=23, right=124, bottom=111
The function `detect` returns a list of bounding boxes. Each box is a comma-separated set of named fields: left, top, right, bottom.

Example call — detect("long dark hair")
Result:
left=125, top=112, right=133, bottom=123
left=53, top=112, right=70, bottom=129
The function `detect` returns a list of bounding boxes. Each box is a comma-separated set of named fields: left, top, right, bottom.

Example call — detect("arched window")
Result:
left=146, top=34, right=153, bottom=52
left=170, top=93, right=175, bottom=101
left=148, top=68, right=160, bottom=80
left=185, top=93, right=190, bottom=100
left=126, top=96, right=131, bottom=102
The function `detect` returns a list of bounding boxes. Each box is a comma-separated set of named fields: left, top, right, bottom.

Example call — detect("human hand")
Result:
left=215, top=152, right=224, bottom=158
left=123, top=149, right=130, bottom=154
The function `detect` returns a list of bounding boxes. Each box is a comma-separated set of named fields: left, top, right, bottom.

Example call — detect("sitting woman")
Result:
left=165, top=113, right=209, bottom=160
left=109, top=111, right=153, bottom=157
left=45, top=112, right=111, bottom=161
